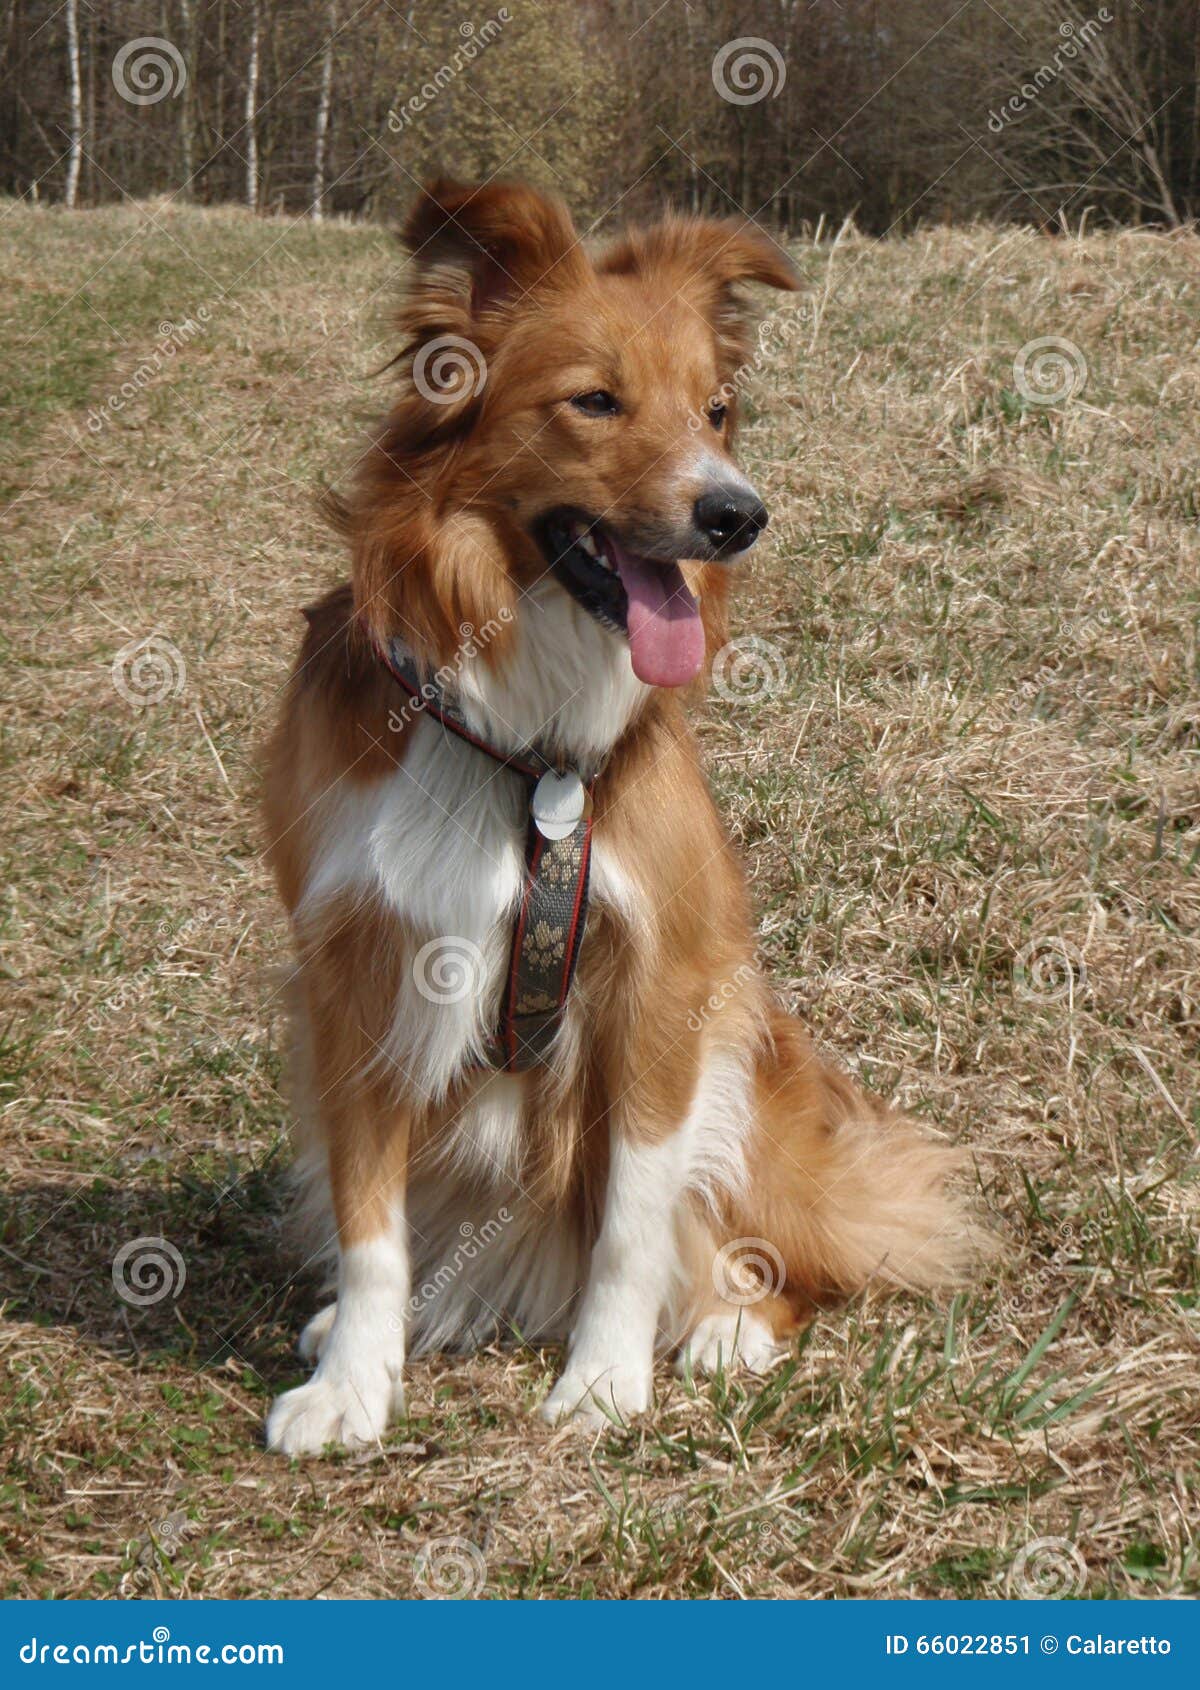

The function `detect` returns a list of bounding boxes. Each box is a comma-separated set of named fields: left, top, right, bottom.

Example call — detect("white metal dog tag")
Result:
left=531, top=769, right=587, bottom=840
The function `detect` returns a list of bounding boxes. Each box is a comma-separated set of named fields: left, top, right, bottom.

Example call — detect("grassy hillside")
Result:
left=1, top=200, right=1197, bottom=1599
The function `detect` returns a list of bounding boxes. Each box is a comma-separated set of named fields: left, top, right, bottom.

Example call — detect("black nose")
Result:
left=693, top=485, right=769, bottom=555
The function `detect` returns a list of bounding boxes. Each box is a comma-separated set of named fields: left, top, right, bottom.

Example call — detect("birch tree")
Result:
left=310, top=2, right=337, bottom=221
left=245, top=0, right=260, bottom=211
left=63, top=0, right=82, bottom=207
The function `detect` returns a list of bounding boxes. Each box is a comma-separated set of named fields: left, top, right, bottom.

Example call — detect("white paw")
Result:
left=298, top=1303, right=337, bottom=1362
left=676, top=1311, right=785, bottom=1378
left=540, top=1360, right=653, bottom=1426
left=266, top=1364, right=400, bottom=1456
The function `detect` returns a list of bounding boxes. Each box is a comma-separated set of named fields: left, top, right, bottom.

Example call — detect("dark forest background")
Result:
left=3, top=0, right=1198, bottom=231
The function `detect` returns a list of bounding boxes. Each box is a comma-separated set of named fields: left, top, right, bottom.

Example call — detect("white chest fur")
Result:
left=299, top=586, right=651, bottom=1103
left=301, top=718, right=525, bottom=1100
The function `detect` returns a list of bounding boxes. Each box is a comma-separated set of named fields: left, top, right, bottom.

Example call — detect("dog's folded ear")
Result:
left=599, top=215, right=799, bottom=296
left=402, top=178, right=589, bottom=315
left=393, top=179, right=590, bottom=430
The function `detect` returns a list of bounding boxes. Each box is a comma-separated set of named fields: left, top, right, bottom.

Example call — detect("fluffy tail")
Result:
left=725, top=1011, right=980, bottom=1313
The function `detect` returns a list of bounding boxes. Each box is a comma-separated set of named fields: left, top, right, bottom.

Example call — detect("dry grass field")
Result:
left=2, top=200, right=1198, bottom=1601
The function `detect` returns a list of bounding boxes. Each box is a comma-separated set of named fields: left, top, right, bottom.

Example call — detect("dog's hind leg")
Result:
left=672, top=1011, right=978, bottom=1378
left=671, top=1203, right=797, bottom=1378
left=676, top=1304, right=789, bottom=1377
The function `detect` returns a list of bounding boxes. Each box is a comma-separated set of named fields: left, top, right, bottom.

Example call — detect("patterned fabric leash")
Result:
left=375, top=634, right=597, bottom=1073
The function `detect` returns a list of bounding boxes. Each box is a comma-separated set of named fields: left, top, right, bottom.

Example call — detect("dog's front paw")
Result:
left=266, top=1364, right=401, bottom=1456
left=540, top=1359, right=652, bottom=1426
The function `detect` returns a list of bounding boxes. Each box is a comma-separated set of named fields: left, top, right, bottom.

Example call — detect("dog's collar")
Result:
left=374, top=633, right=596, bottom=1074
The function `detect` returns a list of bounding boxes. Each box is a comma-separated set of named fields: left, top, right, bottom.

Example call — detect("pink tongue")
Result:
left=608, top=539, right=706, bottom=687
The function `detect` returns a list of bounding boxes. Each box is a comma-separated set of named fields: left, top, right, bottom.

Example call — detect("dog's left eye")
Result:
left=707, top=404, right=728, bottom=430
left=570, top=390, right=621, bottom=417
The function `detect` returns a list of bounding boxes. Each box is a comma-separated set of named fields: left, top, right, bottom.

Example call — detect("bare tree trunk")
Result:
left=178, top=0, right=198, bottom=197
left=64, top=0, right=82, bottom=207
left=310, top=2, right=336, bottom=221
left=215, top=0, right=227, bottom=197
left=245, top=2, right=260, bottom=211
left=83, top=0, right=95, bottom=204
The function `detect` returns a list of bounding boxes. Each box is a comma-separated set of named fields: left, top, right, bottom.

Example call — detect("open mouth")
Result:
left=536, top=510, right=707, bottom=689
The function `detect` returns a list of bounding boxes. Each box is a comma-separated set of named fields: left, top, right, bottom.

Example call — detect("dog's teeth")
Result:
left=577, top=532, right=599, bottom=558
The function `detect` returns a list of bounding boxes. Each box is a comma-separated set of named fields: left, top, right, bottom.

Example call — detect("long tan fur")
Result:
left=261, top=178, right=978, bottom=1452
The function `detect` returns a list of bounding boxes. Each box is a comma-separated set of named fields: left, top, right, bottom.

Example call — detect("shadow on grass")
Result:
left=0, top=1160, right=312, bottom=1386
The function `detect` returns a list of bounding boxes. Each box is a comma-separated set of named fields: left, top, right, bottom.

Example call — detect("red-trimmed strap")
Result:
left=485, top=810, right=594, bottom=1074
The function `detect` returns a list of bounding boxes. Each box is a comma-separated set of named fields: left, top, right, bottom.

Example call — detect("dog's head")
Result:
left=349, top=179, right=798, bottom=689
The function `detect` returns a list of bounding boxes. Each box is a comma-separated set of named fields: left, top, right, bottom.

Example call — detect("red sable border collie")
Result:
left=263, top=179, right=973, bottom=1454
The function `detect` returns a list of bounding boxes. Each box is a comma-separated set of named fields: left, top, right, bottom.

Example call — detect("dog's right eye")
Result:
left=570, top=390, right=621, bottom=417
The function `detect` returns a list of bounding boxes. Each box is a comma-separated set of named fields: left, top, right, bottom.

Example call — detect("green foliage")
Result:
left=382, top=4, right=625, bottom=221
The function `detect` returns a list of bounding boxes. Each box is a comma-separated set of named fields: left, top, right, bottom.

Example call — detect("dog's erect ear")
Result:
left=403, top=178, right=588, bottom=314
left=599, top=215, right=798, bottom=366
